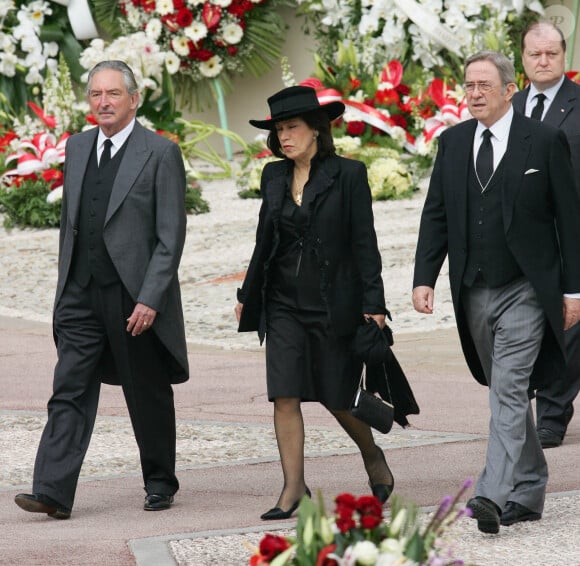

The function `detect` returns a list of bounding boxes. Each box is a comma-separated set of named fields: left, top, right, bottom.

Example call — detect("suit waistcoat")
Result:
left=70, top=140, right=128, bottom=287
left=462, top=156, right=523, bottom=288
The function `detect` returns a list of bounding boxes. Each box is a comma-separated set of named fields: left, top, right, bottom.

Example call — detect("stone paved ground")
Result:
left=1, top=177, right=579, bottom=565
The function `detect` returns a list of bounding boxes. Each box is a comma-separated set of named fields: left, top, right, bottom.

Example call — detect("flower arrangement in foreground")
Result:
left=249, top=480, right=473, bottom=565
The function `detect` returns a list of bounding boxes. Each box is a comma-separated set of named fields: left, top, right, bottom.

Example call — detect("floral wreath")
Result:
left=115, top=0, right=291, bottom=107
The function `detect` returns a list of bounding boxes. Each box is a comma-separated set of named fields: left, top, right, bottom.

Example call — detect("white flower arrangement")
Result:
left=0, top=0, right=58, bottom=85
left=116, top=0, right=288, bottom=84
left=297, top=0, right=543, bottom=78
left=79, top=33, right=168, bottom=105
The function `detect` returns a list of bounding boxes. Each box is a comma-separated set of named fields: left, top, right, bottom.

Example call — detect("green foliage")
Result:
left=90, top=0, right=123, bottom=39
left=185, top=183, right=210, bottom=215
left=0, top=179, right=209, bottom=230
left=0, top=182, right=61, bottom=229
left=178, top=119, right=248, bottom=179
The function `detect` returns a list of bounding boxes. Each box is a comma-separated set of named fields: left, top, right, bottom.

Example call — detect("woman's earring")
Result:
left=313, top=131, right=319, bottom=139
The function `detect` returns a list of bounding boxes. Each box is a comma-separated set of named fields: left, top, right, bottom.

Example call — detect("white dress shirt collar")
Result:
left=526, top=75, right=565, bottom=116
left=473, top=106, right=513, bottom=172
left=97, top=118, right=136, bottom=156
left=475, top=106, right=513, bottom=144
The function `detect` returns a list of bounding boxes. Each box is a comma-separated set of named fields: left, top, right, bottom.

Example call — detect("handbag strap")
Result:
left=358, top=364, right=367, bottom=388
left=382, top=364, right=393, bottom=404
left=358, top=363, right=393, bottom=404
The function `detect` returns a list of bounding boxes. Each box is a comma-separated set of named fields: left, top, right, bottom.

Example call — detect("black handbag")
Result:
left=350, top=365, right=394, bottom=434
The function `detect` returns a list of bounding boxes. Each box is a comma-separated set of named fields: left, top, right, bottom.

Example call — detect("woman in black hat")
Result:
left=235, top=85, right=393, bottom=520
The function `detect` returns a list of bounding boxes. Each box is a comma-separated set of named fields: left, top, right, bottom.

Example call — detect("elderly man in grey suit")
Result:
left=15, top=60, right=189, bottom=519
left=413, top=51, right=580, bottom=533
left=512, top=21, right=580, bottom=449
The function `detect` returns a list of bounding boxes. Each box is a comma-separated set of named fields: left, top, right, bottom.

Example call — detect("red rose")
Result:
left=227, top=46, right=238, bottom=56
left=360, top=513, right=382, bottom=529
left=355, top=495, right=383, bottom=530
left=396, top=84, right=410, bottom=96
left=335, top=516, right=356, bottom=533
left=356, top=495, right=382, bottom=515
left=335, top=493, right=357, bottom=511
left=259, top=534, right=291, bottom=561
left=349, top=77, right=361, bottom=90
left=228, top=0, right=254, bottom=17
left=189, top=47, right=214, bottom=61
left=390, top=114, right=408, bottom=129
left=346, top=121, right=366, bottom=136
left=176, top=7, right=193, bottom=27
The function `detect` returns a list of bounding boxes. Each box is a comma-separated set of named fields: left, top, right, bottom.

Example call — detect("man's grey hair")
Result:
left=85, top=60, right=139, bottom=97
left=464, top=50, right=516, bottom=88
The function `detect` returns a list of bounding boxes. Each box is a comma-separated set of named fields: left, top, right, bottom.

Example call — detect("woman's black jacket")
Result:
left=237, top=155, right=387, bottom=342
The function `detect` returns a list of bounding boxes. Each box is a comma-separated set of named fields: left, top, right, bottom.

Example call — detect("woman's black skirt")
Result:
left=265, top=303, right=360, bottom=410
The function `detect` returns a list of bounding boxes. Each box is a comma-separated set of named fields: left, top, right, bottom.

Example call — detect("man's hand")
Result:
left=563, top=296, right=580, bottom=330
left=412, top=286, right=435, bottom=314
left=126, top=303, right=157, bottom=336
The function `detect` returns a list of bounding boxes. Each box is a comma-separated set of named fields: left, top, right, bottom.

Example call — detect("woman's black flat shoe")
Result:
left=369, top=447, right=394, bottom=504
left=260, top=487, right=312, bottom=520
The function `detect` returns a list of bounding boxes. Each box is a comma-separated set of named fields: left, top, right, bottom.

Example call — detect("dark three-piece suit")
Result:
left=32, top=121, right=189, bottom=510
left=513, top=76, right=580, bottom=439
left=413, top=109, right=580, bottom=512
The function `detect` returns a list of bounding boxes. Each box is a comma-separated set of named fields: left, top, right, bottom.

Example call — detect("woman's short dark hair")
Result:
left=267, top=110, right=337, bottom=159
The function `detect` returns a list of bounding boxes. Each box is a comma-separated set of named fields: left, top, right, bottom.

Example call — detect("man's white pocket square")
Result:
left=525, top=168, right=540, bottom=175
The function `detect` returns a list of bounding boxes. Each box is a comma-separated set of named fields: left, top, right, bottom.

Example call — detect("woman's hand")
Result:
left=364, top=313, right=386, bottom=329
left=235, top=302, right=244, bottom=322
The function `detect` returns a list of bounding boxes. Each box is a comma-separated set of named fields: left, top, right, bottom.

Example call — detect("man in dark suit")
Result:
left=512, top=21, right=580, bottom=449
left=14, top=61, right=189, bottom=519
left=413, top=51, right=580, bottom=533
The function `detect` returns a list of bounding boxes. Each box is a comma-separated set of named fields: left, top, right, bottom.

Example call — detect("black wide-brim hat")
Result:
left=249, top=85, right=345, bottom=130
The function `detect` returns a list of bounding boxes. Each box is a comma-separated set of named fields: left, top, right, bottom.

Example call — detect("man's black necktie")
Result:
left=530, top=93, right=546, bottom=120
left=99, top=139, right=112, bottom=168
left=476, top=129, right=493, bottom=188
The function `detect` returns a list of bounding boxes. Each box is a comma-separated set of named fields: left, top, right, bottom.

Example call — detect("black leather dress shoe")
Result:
left=260, top=488, right=311, bottom=521
left=144, top=494, right=174, bottom=511
left=466, top=496, right=501, bottom=534
left=14, top=493, right=71, bottom=520
left=537, top=427, right=563, bottom=449
left=500, top=501, right=541, bottom=526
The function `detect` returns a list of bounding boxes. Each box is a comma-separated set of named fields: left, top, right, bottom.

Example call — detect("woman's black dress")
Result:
left=265, top=190, right=360, bottom=410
